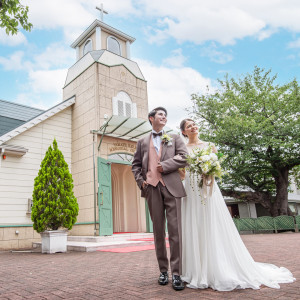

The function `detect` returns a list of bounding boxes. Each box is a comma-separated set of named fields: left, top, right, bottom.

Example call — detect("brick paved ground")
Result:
left=0, top=233, right=299, bottom=300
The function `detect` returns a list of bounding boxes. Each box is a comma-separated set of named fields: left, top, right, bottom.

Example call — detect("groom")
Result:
left=132, top=107, right=188, bottom=291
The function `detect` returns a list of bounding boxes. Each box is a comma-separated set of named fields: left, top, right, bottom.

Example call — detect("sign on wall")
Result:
left=108, top=142, right=136, bottom=155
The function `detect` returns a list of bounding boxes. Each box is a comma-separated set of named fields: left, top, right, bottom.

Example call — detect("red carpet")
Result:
left=98, top=242, right=169, bottom=253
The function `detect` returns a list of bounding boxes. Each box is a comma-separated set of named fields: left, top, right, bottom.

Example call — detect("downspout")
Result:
left=93, top=132, right=97, bottom=236
left=93, top=61, right=100, bottom=236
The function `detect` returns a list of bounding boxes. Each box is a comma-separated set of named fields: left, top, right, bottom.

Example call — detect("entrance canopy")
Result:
left=92, top=115, right=178, bottom=150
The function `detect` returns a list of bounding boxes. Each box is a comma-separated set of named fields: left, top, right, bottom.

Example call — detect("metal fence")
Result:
left=233, top=215, right=300, bottom=233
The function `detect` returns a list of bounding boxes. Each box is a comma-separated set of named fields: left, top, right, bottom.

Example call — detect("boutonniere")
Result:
left=161, top=133, right=173, bottom=146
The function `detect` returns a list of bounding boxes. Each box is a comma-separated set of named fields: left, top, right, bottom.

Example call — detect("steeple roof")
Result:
left=71, top=19, right=135, bottom=49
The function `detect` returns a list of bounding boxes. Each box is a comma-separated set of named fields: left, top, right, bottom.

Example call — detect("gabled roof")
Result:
left=0, top=96, right=76, bottom=145
left=71, top=19, right=135, bottom=49
left=65, top=50, right=145, bottom=87
left=0, top=99, right=44, bottom=136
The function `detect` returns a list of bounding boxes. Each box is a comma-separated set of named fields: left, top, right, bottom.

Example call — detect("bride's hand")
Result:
left=174, top=154, right=184, bottom=160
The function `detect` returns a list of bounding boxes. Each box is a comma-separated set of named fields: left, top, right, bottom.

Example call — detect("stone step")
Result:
left=67, top=232, right=153, bottom=243
left=33, top=232, right=155, bottom=252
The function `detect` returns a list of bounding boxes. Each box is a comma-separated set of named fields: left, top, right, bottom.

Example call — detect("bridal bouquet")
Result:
left=186, top=143, right=225, bottom=197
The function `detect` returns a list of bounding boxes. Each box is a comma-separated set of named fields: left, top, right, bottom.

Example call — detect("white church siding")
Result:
left=0, top=107, right=72, bottom=225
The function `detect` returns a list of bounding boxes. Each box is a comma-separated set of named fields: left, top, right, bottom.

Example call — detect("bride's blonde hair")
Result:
left=180, top=118, right=195, bottom=137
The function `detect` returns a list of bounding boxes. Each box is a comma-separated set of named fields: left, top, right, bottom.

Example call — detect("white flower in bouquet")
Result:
left=186, top=143, right=226, bottom=190
left=202, top=155, right=210, bottom=162
left=210, top=153, right=218, bottom=161
left=202, top=165, right=209, bottom=174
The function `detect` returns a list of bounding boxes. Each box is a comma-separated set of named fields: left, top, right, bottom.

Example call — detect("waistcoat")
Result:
left=146, top=136, right=165, bottom=187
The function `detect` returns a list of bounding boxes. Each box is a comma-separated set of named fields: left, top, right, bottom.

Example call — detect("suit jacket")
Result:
left=132, top=133, right=188, bottom=198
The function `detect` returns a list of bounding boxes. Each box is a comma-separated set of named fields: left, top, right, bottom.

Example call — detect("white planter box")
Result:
left=40, top=230, right=68, bottom=254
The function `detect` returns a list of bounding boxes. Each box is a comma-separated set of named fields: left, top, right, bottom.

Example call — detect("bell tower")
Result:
left=62, top=7, right=148, bottom=235
left=70, top=5, right=134, bottom=61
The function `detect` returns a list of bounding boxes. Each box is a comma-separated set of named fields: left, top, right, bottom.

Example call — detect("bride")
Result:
left=179, top=118, right=295, bottom=291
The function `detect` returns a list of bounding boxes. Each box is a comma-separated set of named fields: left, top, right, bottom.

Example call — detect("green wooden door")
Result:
left=98, top=157, right=113, bottom=236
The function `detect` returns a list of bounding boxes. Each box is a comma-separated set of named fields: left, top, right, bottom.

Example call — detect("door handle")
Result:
left=100, top=191, right=104, bottom=205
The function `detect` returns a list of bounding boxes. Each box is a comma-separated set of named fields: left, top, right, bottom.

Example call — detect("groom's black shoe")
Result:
left=158, top=272, right=169, bottom=285
left=172, top=275, right=185, bottom=291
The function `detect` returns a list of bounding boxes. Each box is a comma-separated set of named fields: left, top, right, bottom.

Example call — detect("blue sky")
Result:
left=1, top=0, right=300, bottom=128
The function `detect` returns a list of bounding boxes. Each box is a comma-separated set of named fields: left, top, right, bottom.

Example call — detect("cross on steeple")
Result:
left=96, top=3, right=108, bottom=22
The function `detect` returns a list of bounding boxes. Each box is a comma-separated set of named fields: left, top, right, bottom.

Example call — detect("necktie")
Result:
left=153, top=132, right=163, bottom=137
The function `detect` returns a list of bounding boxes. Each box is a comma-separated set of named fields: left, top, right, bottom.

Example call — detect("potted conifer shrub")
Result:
left=31, top=139, right=79, bottom=253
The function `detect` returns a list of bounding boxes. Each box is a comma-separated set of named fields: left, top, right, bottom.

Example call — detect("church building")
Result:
left=1, top=11, right=299, bottom=250
left=0, top=13, right=170, bottom=249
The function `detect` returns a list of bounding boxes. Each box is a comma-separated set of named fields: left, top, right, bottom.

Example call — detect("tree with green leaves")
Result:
left=31, top=139, right=79, bottom=233
left=0, top=0, right=32, bottom=35
left=191, top=67, right=300, bottom=216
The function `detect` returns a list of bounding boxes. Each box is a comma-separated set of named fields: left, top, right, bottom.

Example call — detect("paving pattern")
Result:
left=0, top=233, right=299, bottom=299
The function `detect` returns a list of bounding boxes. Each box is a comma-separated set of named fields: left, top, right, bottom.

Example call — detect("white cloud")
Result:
left=99, top=0, right=140, bottom=16
left=25, top=0, right=93, bottom=29
left=200, top=43, right=233, bottom=64
left=140, top=0, right=300, bottom=45
left=24, top=0, right=140, bottom=43
left=163, top=49, right=187, bottom=67
left=18, top=0, right=300, bottom=47
left=28, top=69, right=67, bottom=94
left=0, top=29, right=27, bottom=46
left=33, top=43, right=75, bottom=69
left=0, top=43, right=74, bottom=72
left=24, top=0, right=94, bottom=43
left=256, top=28, right=277, bottom=41
left=136, top=58, right=213, bottom=129
left=14, top=69, right=67, bottom=110
left=288, top=38, right=300, bottom=49
left=0, top=51, right=32, bottom=71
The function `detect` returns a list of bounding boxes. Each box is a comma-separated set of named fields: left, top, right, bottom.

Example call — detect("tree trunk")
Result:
left=274, top=167, right=289, bottom=216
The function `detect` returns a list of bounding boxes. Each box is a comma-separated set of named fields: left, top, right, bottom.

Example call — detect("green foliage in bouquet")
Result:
left=31, top=139, right=79, bottom=233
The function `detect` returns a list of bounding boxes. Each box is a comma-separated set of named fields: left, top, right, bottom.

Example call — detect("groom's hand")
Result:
left=157, top=163, right=163, bottom=173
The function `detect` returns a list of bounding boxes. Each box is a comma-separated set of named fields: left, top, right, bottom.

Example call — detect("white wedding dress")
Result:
left=181, top=143, right=295, bottom=291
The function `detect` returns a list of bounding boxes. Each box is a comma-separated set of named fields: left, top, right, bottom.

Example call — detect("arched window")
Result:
left=83, top=39, right=92, bottom=56
left=107, top=36, right=121, bottom=55
left=112, top=91, right=137, bottom=118
left=108, top=153, right=134, bottom=163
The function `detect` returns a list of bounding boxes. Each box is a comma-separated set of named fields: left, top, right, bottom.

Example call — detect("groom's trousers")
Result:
left=145, top=182, right=182, bottom=275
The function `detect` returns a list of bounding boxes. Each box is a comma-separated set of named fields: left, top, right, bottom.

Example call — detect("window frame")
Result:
left=107, top=35, right=122, bottom=56
left=83, top=38, right=93, bottom=56
left=112, top=91, right=137, bottom=118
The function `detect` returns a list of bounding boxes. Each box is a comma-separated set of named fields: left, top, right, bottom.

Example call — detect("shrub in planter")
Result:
left=31, top=139, right=79, bottom=233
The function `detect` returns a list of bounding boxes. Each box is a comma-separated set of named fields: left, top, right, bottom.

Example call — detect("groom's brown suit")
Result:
left=132, top=133, right=188, bottom=275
